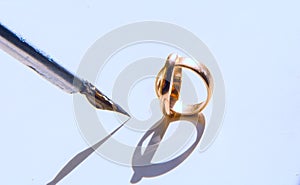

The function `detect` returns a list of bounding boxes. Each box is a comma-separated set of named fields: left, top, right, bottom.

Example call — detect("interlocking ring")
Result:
left=155, top=53, right=214, bottom=116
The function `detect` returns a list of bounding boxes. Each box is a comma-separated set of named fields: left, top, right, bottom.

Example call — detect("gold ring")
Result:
left=155, top=53, right=214, bottom=116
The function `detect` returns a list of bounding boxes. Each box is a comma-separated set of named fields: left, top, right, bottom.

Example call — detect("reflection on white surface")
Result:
left=0, top=0, right=300, bottom=185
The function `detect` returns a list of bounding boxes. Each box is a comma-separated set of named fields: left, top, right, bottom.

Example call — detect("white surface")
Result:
left=0, top=0, right=300, bottom=185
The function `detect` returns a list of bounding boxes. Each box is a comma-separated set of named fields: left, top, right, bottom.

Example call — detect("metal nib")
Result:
left=80, top=81, right=130, bottom=117
left=112, top=102, right=130, bottom=117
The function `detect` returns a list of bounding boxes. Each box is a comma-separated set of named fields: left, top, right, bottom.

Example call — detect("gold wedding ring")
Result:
left=155, top=53, right=214, bottom=116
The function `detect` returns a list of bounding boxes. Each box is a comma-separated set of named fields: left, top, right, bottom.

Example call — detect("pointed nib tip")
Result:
left=114, top=103, right=130, bottom=117
left=80, top=81, right=130, bottom=117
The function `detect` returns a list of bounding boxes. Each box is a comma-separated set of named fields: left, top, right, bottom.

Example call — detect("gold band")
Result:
left=155, top=53, right=214, bottom=116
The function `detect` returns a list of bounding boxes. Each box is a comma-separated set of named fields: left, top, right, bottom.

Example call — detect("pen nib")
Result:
left=80, top=81, right=130, bottom=117
left=112, top=102, right=130, bottom=117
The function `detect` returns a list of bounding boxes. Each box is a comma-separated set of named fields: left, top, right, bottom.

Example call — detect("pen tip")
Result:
left=113, top=102, right=130, bottom=117
left=80, top=81, right=130, bottom=117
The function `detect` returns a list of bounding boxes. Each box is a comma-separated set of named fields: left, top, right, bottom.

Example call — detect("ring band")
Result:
left=155, top=53, right=214, bottom=116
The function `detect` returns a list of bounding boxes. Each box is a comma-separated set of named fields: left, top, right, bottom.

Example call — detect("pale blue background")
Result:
left=0, top=0, right=300, bottom=185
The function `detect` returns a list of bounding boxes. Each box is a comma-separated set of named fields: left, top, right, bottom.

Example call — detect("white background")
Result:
left=0, top=0, right=299, bottom=185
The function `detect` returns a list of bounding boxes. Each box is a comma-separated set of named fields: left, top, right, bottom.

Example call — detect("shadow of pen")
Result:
left=130, top=113, right=205, bottom=183
left=47, top=121, right=127, bottom=185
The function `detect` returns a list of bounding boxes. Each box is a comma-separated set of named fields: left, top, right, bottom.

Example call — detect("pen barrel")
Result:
left=0, top=23, right=83, bottom=94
